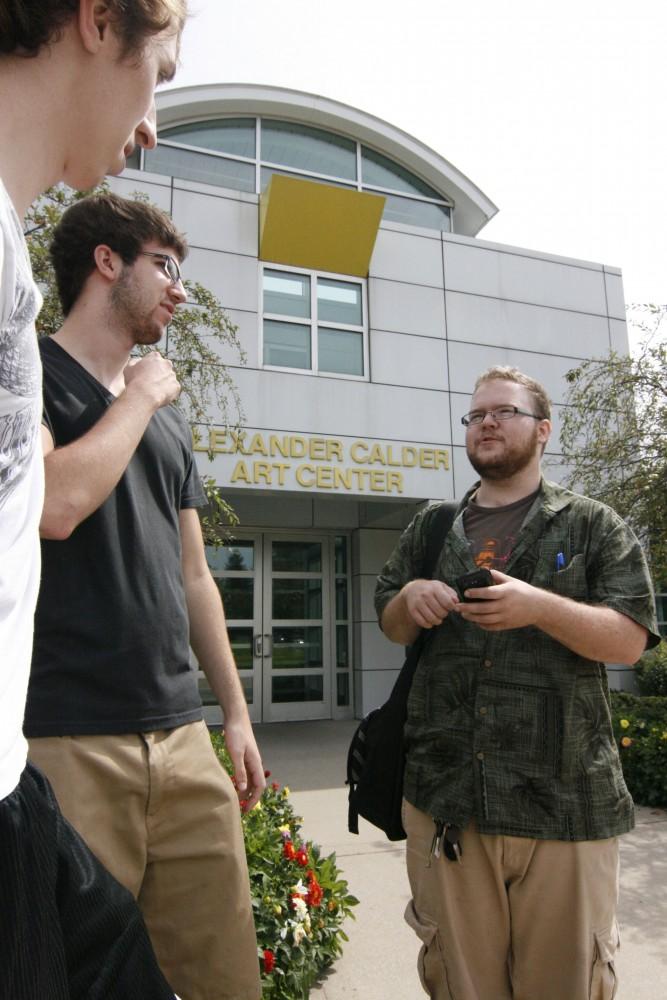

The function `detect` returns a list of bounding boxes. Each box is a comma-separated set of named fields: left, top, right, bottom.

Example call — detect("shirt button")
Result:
left=483, top=659, right=492, bottom=668
left=476, top=752, right=485, bottom=761
left=479, top=706, right=487, bottom=716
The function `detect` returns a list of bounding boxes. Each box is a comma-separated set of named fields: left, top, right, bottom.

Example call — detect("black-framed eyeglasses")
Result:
left=138, top=251, right=182, bottom=286
left=461, top=405, right=542, bottom=427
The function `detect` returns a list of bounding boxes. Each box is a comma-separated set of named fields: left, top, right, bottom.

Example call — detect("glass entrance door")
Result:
left=261, top=537, right=331, bottom=722
left=203, top=533, right=339, bottom=723
left=204, top=536, right=262, bottom=723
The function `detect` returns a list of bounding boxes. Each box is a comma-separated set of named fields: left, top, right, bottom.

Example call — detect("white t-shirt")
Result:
left=0, top=178, right=44, bottom=800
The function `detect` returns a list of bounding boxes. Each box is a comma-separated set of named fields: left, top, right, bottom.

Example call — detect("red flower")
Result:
left=295, top=847, right=309, bottom=867
left=283, top=840, right=296, bottom=861
left=263, top=949, right=275, bottom=973
left=272, top=781, right=280, bottom=791
left=306, top=870, right=324, bottom=907
left=264, top=769, right=271, bottom=778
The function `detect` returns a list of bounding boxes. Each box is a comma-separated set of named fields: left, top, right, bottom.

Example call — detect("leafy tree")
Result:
left=559, top=304, right=667, bottom=583
left=25, top=183, right=243, bottom=540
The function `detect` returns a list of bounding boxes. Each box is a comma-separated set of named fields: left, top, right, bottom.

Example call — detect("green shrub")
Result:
left=210, top=731, right=358, bottom=1000
left=611, top=691, right=667, bottom=728
left=610, top=691, right=667, bottom=807
left=634, top=644, right=667, bottom=696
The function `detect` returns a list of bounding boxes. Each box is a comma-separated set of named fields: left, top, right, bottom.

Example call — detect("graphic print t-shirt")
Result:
left=463, top=488, right=540, bottom=570
left=0, top=178, right=44, bottom=800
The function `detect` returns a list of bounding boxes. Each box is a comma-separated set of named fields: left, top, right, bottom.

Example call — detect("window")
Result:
left=129, top=116, right=454, bottom=233
left=144, top=143, right=255, bottom=192
left=261, top=120, right=356, bottom=180
left=262, top=266, right=367, bottom=378
left=160, top=119, right=256, bottom=157
left=361, top=145, right=441, bottom=197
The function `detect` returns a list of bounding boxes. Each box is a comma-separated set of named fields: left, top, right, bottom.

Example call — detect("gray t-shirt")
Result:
left=25, top=337, right=207, bottom=736
left=463, top=488, right=540, bottom=570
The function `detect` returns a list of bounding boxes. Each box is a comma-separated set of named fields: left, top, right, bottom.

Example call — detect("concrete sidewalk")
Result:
left=254, top=720, right=667, bottom=1000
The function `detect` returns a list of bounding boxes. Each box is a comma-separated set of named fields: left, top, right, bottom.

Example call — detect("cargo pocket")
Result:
left=404, top=899, right=452, bottom=999
left=590, top=923, right=619, bottom=1000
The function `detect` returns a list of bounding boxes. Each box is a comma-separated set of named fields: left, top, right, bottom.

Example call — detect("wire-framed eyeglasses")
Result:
left=461, top=405, right=542, bottom=427
left=138, top=251, right=182, bottom=286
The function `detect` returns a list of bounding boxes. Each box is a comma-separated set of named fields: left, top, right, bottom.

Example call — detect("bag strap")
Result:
left=391, top=500, right=459, bottom=694
left=421, top=501, right=458, bottom=580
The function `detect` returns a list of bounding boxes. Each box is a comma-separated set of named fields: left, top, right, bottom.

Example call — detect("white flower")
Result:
left=293, top=923, right=306, bottom=946
left=292, top=879, right=307, bottom=897
left=292, top=897, right=308, bottom=920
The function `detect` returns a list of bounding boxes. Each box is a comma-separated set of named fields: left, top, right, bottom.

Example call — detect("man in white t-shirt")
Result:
left=0, top=4, right=189, bottom=998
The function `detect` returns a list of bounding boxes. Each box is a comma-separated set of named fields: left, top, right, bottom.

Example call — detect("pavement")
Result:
left=253, top=720, right=667, bottom=1000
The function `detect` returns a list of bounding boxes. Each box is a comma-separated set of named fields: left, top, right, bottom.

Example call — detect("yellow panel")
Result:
left=259, top=175, right=385, bottom=277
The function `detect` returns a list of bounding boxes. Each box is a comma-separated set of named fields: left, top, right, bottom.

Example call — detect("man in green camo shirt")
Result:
left=375, top=366, right=660, bottom=1000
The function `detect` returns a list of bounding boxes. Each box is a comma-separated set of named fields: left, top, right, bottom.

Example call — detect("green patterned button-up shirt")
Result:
left=375, top=479, right=661, bottom=841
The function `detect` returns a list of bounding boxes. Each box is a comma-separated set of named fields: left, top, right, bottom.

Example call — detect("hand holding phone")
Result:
left=455, top=568, right=494, bottom=602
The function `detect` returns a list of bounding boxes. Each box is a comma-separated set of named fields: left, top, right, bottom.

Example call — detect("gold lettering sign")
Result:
left=196, top=431, right=449, bottom=495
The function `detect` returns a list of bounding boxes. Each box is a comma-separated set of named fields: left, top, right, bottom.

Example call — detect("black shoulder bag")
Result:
left=346, top=501, right=457, bottom=841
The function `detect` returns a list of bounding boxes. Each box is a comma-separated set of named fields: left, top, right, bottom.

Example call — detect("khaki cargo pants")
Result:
left=29, top=721, right=261, bottom=1000
left=403, top=800, right=619, bottom=1000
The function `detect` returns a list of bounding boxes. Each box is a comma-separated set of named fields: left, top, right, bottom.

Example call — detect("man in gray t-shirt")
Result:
left=27, top=193, right=263, bottom=1000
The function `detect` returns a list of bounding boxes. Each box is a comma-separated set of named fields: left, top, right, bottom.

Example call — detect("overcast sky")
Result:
left=165, top=0, right=666, bottom=317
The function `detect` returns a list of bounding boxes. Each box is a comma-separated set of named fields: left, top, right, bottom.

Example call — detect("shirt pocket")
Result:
left=551, top=552, right=588, bottom=600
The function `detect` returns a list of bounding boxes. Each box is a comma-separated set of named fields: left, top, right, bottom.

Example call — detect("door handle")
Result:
left=253, top=634, right=263, bottom=657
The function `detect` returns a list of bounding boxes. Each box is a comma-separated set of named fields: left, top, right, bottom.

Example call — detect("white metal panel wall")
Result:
left=603, top=271, right=627, bottom=320
left=107, top=173, right=172, bottom=212
left=445, top=291, right=612, bottom=359
left=370, top=227, right=444, bottom=286
left=226, top=368, right=454, bottom=444
left=443, top=237, right=610, bottom=314
left=369, top=329, right=448, bottom=390
left=368, top=279, right=446, bottom=339
left=171, top=186, right=258, bottom=256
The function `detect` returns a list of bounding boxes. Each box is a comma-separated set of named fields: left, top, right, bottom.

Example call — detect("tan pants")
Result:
left=29, top=721, right=261, bottom=1000
left=403, top=800, right=620, bottom=1000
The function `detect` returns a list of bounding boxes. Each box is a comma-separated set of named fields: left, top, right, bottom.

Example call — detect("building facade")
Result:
left=109, top=83, right=633, bottom=724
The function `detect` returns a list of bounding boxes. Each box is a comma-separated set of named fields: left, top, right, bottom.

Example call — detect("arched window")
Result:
left=128, top=117, right=453, bottom=233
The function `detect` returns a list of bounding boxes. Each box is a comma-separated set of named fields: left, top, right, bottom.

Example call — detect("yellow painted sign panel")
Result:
left=259, top=175, right=385, bottom=277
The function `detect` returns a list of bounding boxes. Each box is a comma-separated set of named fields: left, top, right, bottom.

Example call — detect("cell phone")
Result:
left=455, top=568, right=494, bottom=602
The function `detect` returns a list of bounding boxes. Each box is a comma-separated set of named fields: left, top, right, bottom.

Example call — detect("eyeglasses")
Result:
left=138, top=251, right=182, bottom=286
left=461, top=405, right=542, bottom=427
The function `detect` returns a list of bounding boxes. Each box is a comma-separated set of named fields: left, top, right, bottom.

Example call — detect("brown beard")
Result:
left=110, top=266, right=164, bottom=346
left=467, top=424, right=540, bottom=481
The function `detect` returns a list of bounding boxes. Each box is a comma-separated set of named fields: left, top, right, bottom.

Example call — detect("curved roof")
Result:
left=156, top=83, right=498, bottom=237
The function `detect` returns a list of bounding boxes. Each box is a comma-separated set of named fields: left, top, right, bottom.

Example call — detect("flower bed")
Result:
left=210, top=732, right=358, bottom=999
